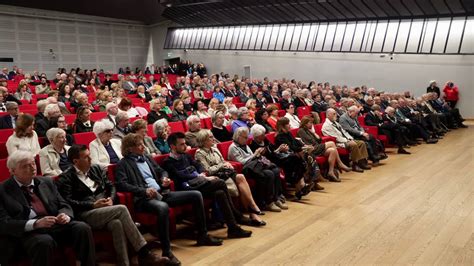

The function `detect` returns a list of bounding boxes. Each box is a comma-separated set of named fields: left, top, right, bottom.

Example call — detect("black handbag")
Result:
left=214, top=167, right=237, bottom=181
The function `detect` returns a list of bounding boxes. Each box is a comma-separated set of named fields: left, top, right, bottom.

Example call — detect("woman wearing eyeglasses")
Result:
left=89, top=119, right=123, bottom=169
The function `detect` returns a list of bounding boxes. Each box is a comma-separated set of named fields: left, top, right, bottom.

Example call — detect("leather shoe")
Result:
left=228, top=226, right=252, bottom=238
left=312, top=183, right=325, bottom=190
left=275, top=200, right=288, bottom=210
left=138, top=252, right=169, bottom=266
left=197, top=234, right=223, bottom=246
left=459, top=123, right=468, bottom=128
left=379, top=154, right=388, bottom=160
left=358, top=162, right=372, bottom=170
left=398, top=148, right=411, bottom=154
left=163, top=252, right=181, bottom=266
left=326, top=174, right=341, bottom=182
left=265, top=202, right=282, bottom=212
left=371, top=160, right=380, bottom=167
left=249, top=219, right=267, bottom=227
left=426, top=138, right=438, bottom=144
left=352, top=164, right=364, bottom=173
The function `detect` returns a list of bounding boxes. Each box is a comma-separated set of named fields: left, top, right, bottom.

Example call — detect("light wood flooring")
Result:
left=166, top=123, right=473, bottom=265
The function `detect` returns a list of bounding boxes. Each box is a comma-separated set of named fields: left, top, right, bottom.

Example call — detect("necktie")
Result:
left=21, top=185, right=48, bottom=217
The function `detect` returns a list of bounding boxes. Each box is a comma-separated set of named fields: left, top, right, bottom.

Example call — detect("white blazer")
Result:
left=322, top=119, right=354, bottom=145
left=284, top=113, right=301, bottom=129
left=89, top=138, right=123, bottom=169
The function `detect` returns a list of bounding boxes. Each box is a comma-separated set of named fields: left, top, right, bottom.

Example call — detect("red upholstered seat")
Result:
left=297, top=106, right=311, bottom=119
left=169, top=121, right=185, bottom=133
left=73, top=132, right=96, bottom=146
left=0, top=129, right=14, bottom=142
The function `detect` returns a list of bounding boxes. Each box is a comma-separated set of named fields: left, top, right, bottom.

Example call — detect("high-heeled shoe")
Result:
left=339, top=165, right=351, bottom=172
left=249, top=208, right=265, bottom=215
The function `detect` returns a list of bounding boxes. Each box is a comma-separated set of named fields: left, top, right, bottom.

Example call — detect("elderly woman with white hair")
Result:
left=39, top=128, right=71, bottom=176
left=228, top=127, right=288, bottom=211
left=211, top=111, right=232, bottom=142
left=195, top=129, right=266, bottom=225
left=147, top=98, right=169, bottom=125
left=89, top=119, right=123, bottom=169
left=231, top=107, right=254, bottom=133
left=153, top=118, right=172, bottom=154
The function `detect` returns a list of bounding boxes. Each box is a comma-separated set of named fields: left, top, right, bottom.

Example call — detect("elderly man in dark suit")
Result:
left=0, top=150, right=96, bottom=266
left=0, top=101, right=18, bottom=129
left=56, top=144, right=168, bottom=266
left=115, top=134, right=223, bottom=266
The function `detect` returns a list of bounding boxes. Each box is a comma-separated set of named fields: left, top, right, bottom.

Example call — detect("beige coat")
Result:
left=195, top=147, right=229, bottom=175
left=39, top=145, right=71, bottom=176
left=89, top=138, right=123, bottom=169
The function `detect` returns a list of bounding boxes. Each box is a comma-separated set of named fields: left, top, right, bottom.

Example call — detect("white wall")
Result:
left=163, top=49, right=474, bottom=118
left=0, top=5, right=150, bottom=77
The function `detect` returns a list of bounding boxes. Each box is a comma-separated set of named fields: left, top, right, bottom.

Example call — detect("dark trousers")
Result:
left=250, top=166, right=280, bottom=206
left=135, top=190, right=206, bottom=255
left=197, top=178, right=241, bottom=230
left=21, top=221, right=95, bottom=266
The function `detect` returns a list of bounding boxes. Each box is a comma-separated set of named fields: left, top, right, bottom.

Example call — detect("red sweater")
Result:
left=443, top=85, right=459, bottom=101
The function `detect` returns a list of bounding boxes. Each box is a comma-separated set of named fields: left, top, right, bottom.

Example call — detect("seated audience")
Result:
left=231, top=107, right=253, bottom=133
left=284, top=103, right=301, bottom=129
left=118, top=97, right=141, bottom=118
left=195, top=130, right=266, bottom=224
left=0, top=150, right=95, bottom=266
left=250, top=124, right=314, bottom=196
left=194, top=99, right=210, bottom=119
left=56, top=145, right=168, bottom=266
left=170, top=99, right=188, bottom=122
left=105, top=102, right=119, bottom=126
left=72, top=106, right=94, bottom=133
left=39, top=128, right=71, bottom=176
left=14, top=84, right=32, bottom=102
left=274, top=117, right=323, bottom=187
left=136, top=85, right=152, bottom=102
left=185, top=115, right=204, bottom=148
left=266, top=104, right=279, bottom=130
left=297, top=116, right=351, bottom=181
left=0, top=101, right=18, bottom=129
left=36, top=103, right=62, bottom=137
left=90, top=119, right=122, bottom=169
left=255, top=108, right=273, bottom=133
left=211, top=111, right=232, bottom=142
left=153, top=119, right=172, bottom=154
left=213, top=86, right=225, bottom=103
left=207, top=98, right=219, bottom=117
left=339, top=106, right=389, bottom=164
left=131, top=119, right=160, bottom=156
left=59, top=84, right=73, bottom=103
left=228, top=127, right=287, bottom=211
left=322, top=108, right=371, bottom=172
left=35, top=77, right=51, bottom=94
left=147, top=98, right=169, bottom=125
left=163, top=132, right=257, bottom=233
left=113, top=111, right=131, bottom=140
left=115, top=134, right=226, bottom=265
left=6, top=113, right=41, bottom=155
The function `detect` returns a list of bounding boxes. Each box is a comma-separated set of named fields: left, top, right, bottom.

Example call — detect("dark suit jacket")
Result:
left=147, top=110, right=169, bottom=125
left=56, top=165, right=116, bottom=214
left=72, top=120, right=94, bottom=133
left=35, top=117, right=50, bottom=137
left=0, top=176, right=74, bottom=261
left=364, top=111, right=384, bottom=127
left=115, top=155, right=167, bottom=202
left=0, top=115, right=13, bottom=129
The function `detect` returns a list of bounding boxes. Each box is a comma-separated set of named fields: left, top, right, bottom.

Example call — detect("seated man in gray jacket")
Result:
left=339, top=106, right=387, bottom=165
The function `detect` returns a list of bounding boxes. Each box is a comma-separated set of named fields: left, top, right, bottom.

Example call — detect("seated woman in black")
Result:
left=211, top=111, right=232, bottom=142
left=249, top=124, right=314, bottom=199
left=274, top=117, right=324, bottom=189
left=170, top=99, right=188, bottom=122
left=147, top=98, right=169, bottom=124
left=255, top=109, right=273, bottom=133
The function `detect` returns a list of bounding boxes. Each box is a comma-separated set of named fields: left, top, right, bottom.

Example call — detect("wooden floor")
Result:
left=166, top=123, right=473, bottom=265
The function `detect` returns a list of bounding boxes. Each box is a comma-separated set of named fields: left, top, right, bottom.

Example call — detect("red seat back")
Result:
left=266, top=132, right=276, bottom=144
left=147, top=124, right=156, bottom=138
left=201, top=117, right=212, bottom=129
left=290, top=128, right=298, bottom=137
left=0, top=158, right=9, bottom=182
left=319, top=111, right=326, bottom=123
left=153, top=154, right=169, bottom=166
left=278, top=110, right=286, bottom=117
left=216, top=141, right=232, bottom=160
left=169, top=121, right=185, bottom=133
left=0, top=129, right=14, bottom=142
left=314, top=124, right=323, bottom=136
left=64, top=114, right=76, bottom=125
left=73, top=132, right=96, bottom=146
left=297, top=106, right=311, bottom=119
left=107, top=164, right=117, bottom=182
left=0, top=143, right=8, bottom=159
left=358, top=115, right=366, bottom=126
left=90, top=112, right=107, bottom=122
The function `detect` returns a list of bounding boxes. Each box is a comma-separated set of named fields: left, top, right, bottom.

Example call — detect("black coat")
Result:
left=0, top=115, right=14, bottom=129
left=56, top=165, right=116, bottom=214
left=147, top=110, right=169, bottom=125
